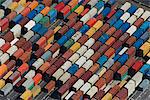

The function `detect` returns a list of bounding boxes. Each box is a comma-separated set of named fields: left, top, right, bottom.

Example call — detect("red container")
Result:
left=0, top=42, right=11, bottom=52
left=18, top=63, right=29, bottom=75
left=54, top=2, right=65, bottom=12
left=33, top=73, right=42, bottom=85
left=0, top=18, right=9, bottom=32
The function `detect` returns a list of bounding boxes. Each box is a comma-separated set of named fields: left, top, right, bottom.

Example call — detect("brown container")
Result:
left=2, top=31, right=14, bottom=42
left=91, top=41, right=102, bottom=52
left=19, top=17, right=29, bottom=27
left=93, top=90, right=105, bottom=100
left=100, top=23, right=110, bottom=33
left=58, top=25, right=69, bottom=35
left=113, top=30, right=122, bottom=39
left=98, top=44, right=109, bottom=54
left=71, top=90, right=83, bottom=100
left=49, top=43, right=60, bottom=53
left=32, top=47, right=45, bottom=59
left=38, top=62, right=50, bottom=74
left=7, top=71, right=20, bottom=83
left=104, top=47, right=115, bottom=58
left=11, top=48, right=24, bottom=60
left=125, top=36, right=136, bottom=47
left=45, top=65, right=57, bottom=78
left=125, top=56, right=136, bottom=68
left=102, top=69, right=114, bottom=84
left=62, top=49, right=73, bottom=60
left=65, top=76, right=77, bottom=86
left=6, top=12, right=17, bottom=21
left=134, top=18, right=144, bottom=27
left=90, top=52, right=101, bottom=63
left=109, top=85, right=120, bottom=97
left=22, top=41, right=32, bottom=51
left=67, top=12, right=78, bottom=20
left=66, top=19, right=76, bottom=28
left=44, top=29, right=54, bottom=40
left=106, top=27, right=116, bottom=36
left=112, top=40, right=123, bottom=50
left=0, top=42, right=11, bottom=52
left=15, top=38, right=26, bottom=48
left=110, top=61, right=121, bottom=72
left=42, top=0, right=52, bottom=6
left=92, top=30, right=103, bottom=40
left=77, top=34, right=89, bottom=45
left=74, top=67, right=86, bottom=78
left=14, top=77, right=26, bottom=93
left=6, top=60, right=16, bottom=71
left=81, top=71, right=92, bottom=82
left=113, top=96, right=120, bottom=100
left=72, top=21, right=83, bottom=31
left=116, top=88, right=128, bottom=100
left=95, top=77, right=106, bottom=89
left=54, top=57, right=65, bottom=69
left=82, top=0, right=90, bottom=6
left=126, top=46, right=136, bottom=56
left=119, top=33, right=130, bottom=44
left=89, top=63, right=100, bottom=74
left=44, top=80, right=55, bottom=93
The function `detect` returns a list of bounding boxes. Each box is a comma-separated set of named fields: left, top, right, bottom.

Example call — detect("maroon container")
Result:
left=92, top=30, right=103, bottom=40
left=81, top=71, right=92, bottom=82
left=91, top=41, right=102, bottom=52
left=90, top=52, right=101, bottom=63
left=102, top=70, right=114, bottom=84
left=77, top=34, right=89, bottom=45
left=110, top=61, right=121, bottom=72
left=100, top=23, right=110, bottom=33
left=62, top=49, right=73, bottom=60
left=98, top=44, right=109, bottom=54
left=72, top=21, right=83, bottom=31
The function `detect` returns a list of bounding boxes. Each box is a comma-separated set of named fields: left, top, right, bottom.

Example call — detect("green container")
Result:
left=64, top=39, right=75, bottom=49
left=39, top=16, right=50, bottom=26
left=33, top=13, right=43, bottom=23
left=71, top=4, right=79, bottom=12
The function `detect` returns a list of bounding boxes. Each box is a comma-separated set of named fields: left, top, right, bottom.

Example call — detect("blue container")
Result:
left=116, top=46, right=123, bottom=55
left=107, top=16, right=117, bottom=26
left=34, top=4, right=45, bottom=13
left=50, top=17, right=56, bottom=23
left=127, top=5, right=137, bottom=14
left=48, top=9, right=57, bottom=18
left=113, top=19, right=123, bottom=29
left=29, top=34, right=41, bottom=43
left=27, top=10, right=38, bottom=19
left=146, top=70, right=150, bottom=79
left=95, top=1, right=104, bottom=10
left=97, top=55, right=108, bottom=67
left=140, top=31, right=149, bottom=41
left=68, top=64, right=79, bottom=75
left=13, top=14, right=23, bottom=23
left=140, top=21, right=150, bottom=32
left=114, top=9, right=124, bottom=19
left=63, top=0, right=70, bottom=4
left=140, top=64, right=150, bottom=75
left=113, top=54, right=120, bottom=62
left=133, top=28, right=144, bottom=38
left=28, top=59, right=36, bottom=67
left=65, top=28, right=75, bottom=39
left=101, top=7, right=111, bottom=17
left=79, top=25, right=89, bottom=34
left=41, top=50, right=52, bottom=61
left=98, top=33, right=109, bottom=44
left=31, top=23, right=42, bottom=33
left=37, top=26, right=48, bottom=36
left=118, top=54, right=128, bottom=65
left=108, top=0, right=116, bottom=5
left=120, top=22, right=130, bottom=33
left=133, top=38, right=144, bottom=49
left=57, top=35, right=68, bottom=46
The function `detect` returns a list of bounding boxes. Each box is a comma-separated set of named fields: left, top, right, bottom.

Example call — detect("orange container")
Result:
left=0, top=42, right=11, bottom=52
left=36, top=37, right=47, bottom=48
left=12, top=48, right=24, bottom=60
left=28, top=1, right=39, bottom=10
left=41, top=6, right=50, bottom=16
left=89, top=63, right=100, bottom=74
left=33, top=73, right=42, bottom=85
left=21, top=7, right=31, bottom=17
left=86, top=18, right=97, bottom=27
left=0, top=64, right=8, bottom=78
left=105, top=37, right=116, bottom=46
left=74, top=67, right=86, bottom=78
left=104, top=47, right=115, bottom=58
left=18, top=63, right=29, bottom=75
left=68, top=0, right=78, bottom=9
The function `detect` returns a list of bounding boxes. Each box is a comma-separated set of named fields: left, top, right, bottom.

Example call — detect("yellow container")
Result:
left=54, top=26, right=61, bottom=33
left=75, top=5, right=84, bottom=15
left=0, top=79, right=5, bottom=89
left=140, top=42, right=150, bottom=56
left=41, top=6, right=50, bottom=16
left=98, top=67, right=106, bottom=77
left=147, top=52, right=150, bottom=57
left=119, top=80, right=127, bottom=88
left=31, top=85, right=41, bottom=98
left=86, top=27, right=96, bottom=38
left=93, top=20, right=103, bottom=31
left=28, top=1, right=39, bottom=10
left=20, top=90, right=32, bottom=100
left=18, top=0, right=27, bottom=7
left=102, top=93, right=113, bottom=100
left=8, top=2, right=18, bottom=11
left=70, top=42, right=81, bottom=53
left=47, top=36, right=54, bottom=43
left=3, top=71, right=13, bottom=80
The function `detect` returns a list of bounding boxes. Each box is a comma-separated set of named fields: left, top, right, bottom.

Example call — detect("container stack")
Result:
left=0, top=0, right=150, bottom=100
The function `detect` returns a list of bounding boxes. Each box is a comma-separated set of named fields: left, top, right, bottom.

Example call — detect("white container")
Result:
left=24, top=70, right=35, bottom=79
left=15, top=5, right=25, bottom=14
left=124, top=80, right=136, bottom=97
left=147, top=59, right=150, bottom=64
left=23, top=30, right=34, bottom=41
left=6, top=45, right=18, bottom=56
left=84, top=38, right=95, bottom=49
left=80, top=82, right=91, bottom=94
left=0, top=38, right=5, bottom=47
left=86, top=86, right=98, bottom=98
left=118, top=47, right=128, bottom=55
left=2, top=0, right=13, bottom=9
left=141, top=11, right=150, bottom=21
left=82, top=60, right=93, bottom=71
left=103, top=58, right=114, bottom=69
left=1, top=83, right=13, bottom=95
left=80, top=14, right=91, bottom=24
left=73, top=79, right=84, bottom=91
left=69, top=53, right=80, bottom=63
left=83, top=49, right=94, bottom=59
left=120, top=2, right=131, bottom=12
left=98, top=6, right=104, bottom=14
left=59, top=72, right=71, bottom=84
left=120, top=12, right=130, bottom=22
left=127, top=15, right=137, bottom=25
left=131, top=72, right=143, bottom=87
left=87, top=7, right=97, bottom=18
left=61, top=61, right=72, bottom=71
left=32, top=58, right=44, bottom=70
left=126, top=25, right=137, bottom=36
left=13, top=76, right=21, bottom=86
left=88, top=0, right=98, bottom=7
left=52, top=49, right=60, bottom=58
left=96, top=67, right=107, bottom=77
left=0, top=50, right=3, bottom=57
left=22, top=78, right=34, bottom=89
left=0, top=53, right=9, bottom=64
left=134, top=8, right=144, bottom=18
left=10, top=24, right=21, bottom=38
left=88, top=74, right=99, bottom=85
left=72, top=32, right=82, bottom=42
left=0, top=9, right=4, bottom=19
left=75, top=56, right=87, bottom=67
left=10, top=38, right=19, bottom=46
left=24, top=20, right=36, bottom=31
left=77, top=45, right=88, bottom=56
left=52, top=68, right=64, bottom=80
left=65, top=91, right=75, bottom=100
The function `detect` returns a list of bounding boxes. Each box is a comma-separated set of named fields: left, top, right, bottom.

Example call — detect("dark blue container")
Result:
left=41, top=50, right=52, bottom=61
left=140, top=64, right=150, bottom=74
left=146, top=70, right=150, bottom=79
left=113, top=19, right=123, bottom=29
left=31, top=23, right=42, bottom=33
left=108, top=0, right=116, bottom=5
left=27, top=10, right=38, bottom=19
left=63, top=0, right=70, bottom=4
left=29, top=34, right=41, bottom=43
left=50, top=17, right=56, bottom=23
left=140, top=31, right=149, bottom=41
left=113, top=54, right=120, bottom=62
left=120, top=22, right=130, bottom=33
left=97, top=55, right=108, bottom=67
left=118, top=54, right=128, bottom=65
left=65, top=28, right=75, bottom=39
left=98, top=33, right=109, bottom=44
left=107, top=16, right=117, bottom=26
left=133, top=38, right=144, bottom=49
left=140, top=21, right=150, bottom=32
left=37, top=26, right=48, bottom=36
left=95, top=1, right=104, bottom=10
left=68, top=64, right=79, bottom=75
left=13, top=14, right=23, bottom=23
left=101, top=7, right=111, bottom=17
left=114, top=9, right=124, bottom=19
left=127, top=5, right=137, bottom=14
left=34, top=4, right=45, bottom=13
left=133, top=28, right=144, bottom=38
left=79, top=25, right=89, bottom=34
left=57, top=35, right=68, bottom=46
left=28, top=58, right=36, bottom=67
left=48, top=9, right=57, bottom=18
left=116, top=46, right=122, bottom=54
